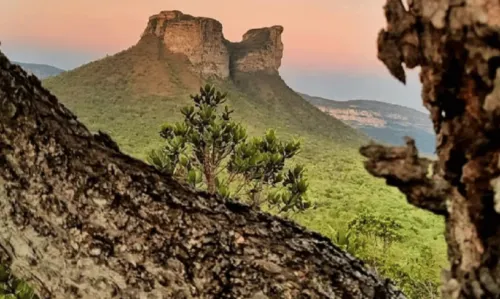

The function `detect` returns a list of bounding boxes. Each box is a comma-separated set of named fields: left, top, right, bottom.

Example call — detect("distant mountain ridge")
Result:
left=300, top=93, right=436, bottom=154
left=14, top=61, right=65, bottom=79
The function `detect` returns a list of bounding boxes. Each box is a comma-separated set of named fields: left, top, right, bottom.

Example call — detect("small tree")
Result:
left=348, top=211, right=403, bottom=251
left=148, top=84, right=310, bottom=212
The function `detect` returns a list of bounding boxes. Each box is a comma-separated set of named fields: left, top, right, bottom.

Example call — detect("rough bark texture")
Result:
left=365, top=0, right=500, bottom=298
left=0, top=52, right=404, bottom=298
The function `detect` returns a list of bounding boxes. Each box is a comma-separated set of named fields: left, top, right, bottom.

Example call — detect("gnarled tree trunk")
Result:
left=0, top=52, right=404, bottom=298
left=363, top=0, right=500, bottom=298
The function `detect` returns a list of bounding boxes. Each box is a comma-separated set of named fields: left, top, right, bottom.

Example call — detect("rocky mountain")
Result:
left=141, top=11, right=284, bottom=78
left=14, top=61, right=64, bottom=79
left=42, top=10, right=367, bottom=158
left=300, top=93, right=436, bottom=154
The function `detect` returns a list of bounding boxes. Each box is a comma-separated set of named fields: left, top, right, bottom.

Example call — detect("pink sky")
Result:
left=0, top=0, right=425, bottom=112
left=0, top=0, right=388, bottom=72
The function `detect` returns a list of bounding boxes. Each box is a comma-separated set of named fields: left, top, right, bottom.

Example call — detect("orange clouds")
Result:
left=0, top=0, right=388, bottom=71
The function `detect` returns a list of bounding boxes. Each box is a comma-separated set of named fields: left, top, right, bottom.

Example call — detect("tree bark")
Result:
left=365, top=0, right=500, bottom=298
left=0, top=53, right=404, bottom=298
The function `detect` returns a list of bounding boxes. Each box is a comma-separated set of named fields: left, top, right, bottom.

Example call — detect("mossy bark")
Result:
left=0, top=52, right=403, bottom=298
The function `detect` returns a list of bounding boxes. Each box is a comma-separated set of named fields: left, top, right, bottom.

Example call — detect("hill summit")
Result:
left=42, top=10, right=367, bottom=158
left=142, top=10, right=284, bottom=78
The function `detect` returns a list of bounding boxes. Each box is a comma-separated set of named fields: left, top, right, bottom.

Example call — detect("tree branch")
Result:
left=360, top=137, right=449, bottom=215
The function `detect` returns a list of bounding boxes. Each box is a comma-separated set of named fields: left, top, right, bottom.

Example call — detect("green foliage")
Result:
left=387, top=246, right=440, bottom=298
left=0, top=265, right=38, bottom=299
left=328, top=226, right=366, bottom=256
left=318, top=209, right=440, bottom=298
left=267, top=165, right=310, bottom=213
left=148, top=85, right=310, bottom=212
left=348, top=210, right=404, bottom=250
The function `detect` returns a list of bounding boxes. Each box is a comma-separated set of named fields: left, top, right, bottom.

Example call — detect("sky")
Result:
left=0, top=0, right=424, bottom=112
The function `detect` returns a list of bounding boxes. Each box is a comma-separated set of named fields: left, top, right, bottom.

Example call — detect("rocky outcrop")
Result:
left=142, top=10, right=230, bottom=78
left=141, top=10, right=284, bottom=79
left=229, top=26, right=284, bottom=74
left=300, top=93, right=436, bottom=154
left=318, top=107, right=387, bottom=128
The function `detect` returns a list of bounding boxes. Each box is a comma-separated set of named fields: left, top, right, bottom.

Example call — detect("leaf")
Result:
left=15, top=281, right=36, bottom=299
left=187, top=169, right=200, bottom=187
left=297, top=179, right=309, bottom=193
left=217, top=183, right=231, bottom=199
left=179, top=155, right=189, bottom=167
left=0, top=265, right=9, bottom=283
left=274, top=173, right=284, bottom=184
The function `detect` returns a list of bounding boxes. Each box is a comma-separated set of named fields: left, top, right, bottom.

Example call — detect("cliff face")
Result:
left=142, top=11, right=230, bottom=78
left=300, top=93, right=436, bottom=155
left=229, top=26, right=284, bottom=74
left=141, top=10, right=284, bottom=79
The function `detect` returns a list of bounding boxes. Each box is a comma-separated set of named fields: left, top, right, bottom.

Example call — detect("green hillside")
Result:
left=44, top=35, right=365, bottom=157
left=42, top=34, right=446, bottom=297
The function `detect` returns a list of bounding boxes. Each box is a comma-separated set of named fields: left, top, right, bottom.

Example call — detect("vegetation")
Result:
left=148, top=85, right=310, bottom=212
left=41, top=39, right=447, bottom=298
left=0, top=265, right=38, bottom=299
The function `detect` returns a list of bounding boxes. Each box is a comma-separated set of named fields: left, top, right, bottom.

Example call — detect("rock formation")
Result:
left=141, top=10, right=284, bottom=79
left=229, top=26, right=284, bottom=74
left=142, top=11, right=230, bottom=78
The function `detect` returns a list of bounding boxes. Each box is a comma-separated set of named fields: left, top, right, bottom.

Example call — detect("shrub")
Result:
left=148, top=85, right=310, bottom=212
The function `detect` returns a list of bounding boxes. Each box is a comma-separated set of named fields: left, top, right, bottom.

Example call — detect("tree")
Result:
left=0, top=52, right=405, bottom=298
left=348, top=211, right=403, bottom=252
left=148, top=84, right=310, bottom=213
left=362, top=0, right=500, bottom=297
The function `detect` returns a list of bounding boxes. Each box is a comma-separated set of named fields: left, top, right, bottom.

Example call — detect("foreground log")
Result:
left=0, top=52, right=404, bottom=297
left=365, top=0, right=500, bottom=297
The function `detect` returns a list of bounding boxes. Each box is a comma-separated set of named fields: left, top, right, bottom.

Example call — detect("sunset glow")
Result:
left=1, top=0, right=387, bottom=71
left=1, top=0, right=424, bottom=111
